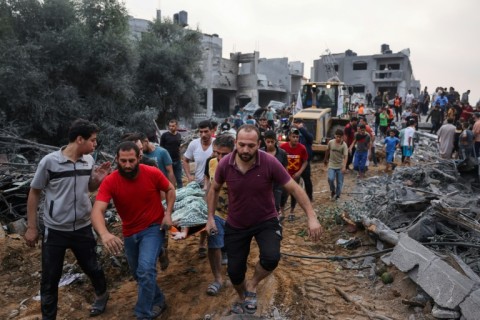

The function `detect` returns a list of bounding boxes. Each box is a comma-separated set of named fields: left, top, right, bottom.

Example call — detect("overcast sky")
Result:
left=124, top=0, right=480, bottom=103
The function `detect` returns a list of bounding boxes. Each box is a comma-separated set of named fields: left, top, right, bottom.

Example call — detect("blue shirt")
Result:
left=384, top=136, right=400, bottom=153
left=144, top=145, right=172, bottom=176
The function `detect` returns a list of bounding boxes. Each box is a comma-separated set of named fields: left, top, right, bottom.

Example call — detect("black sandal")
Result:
left=90, top=292, right=109, bottom=317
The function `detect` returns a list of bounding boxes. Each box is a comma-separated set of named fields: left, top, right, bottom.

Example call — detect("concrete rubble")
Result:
left=343, top=132, right=480, bottom=319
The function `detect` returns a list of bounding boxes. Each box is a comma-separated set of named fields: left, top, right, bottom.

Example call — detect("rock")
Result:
left=7, top=218, right=27, bottom=235
left=431, top=304, right=460, bottom=319
left=381, top=272, right=394, bottom=284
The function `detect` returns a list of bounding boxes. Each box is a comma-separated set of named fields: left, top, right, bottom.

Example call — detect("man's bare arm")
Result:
left=24, top=188, right=42, bottom=247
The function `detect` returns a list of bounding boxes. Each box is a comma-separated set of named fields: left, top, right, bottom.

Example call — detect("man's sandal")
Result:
left=243, top=291, right=257, bottom=314
left=231, top=301, right=244, bottom=314
left=206, top=281, right=222, bottom=296
left=89, top=292, right=109, bottom=317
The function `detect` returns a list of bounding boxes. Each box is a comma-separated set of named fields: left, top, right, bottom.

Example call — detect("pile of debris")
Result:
left=341, top=142, right=480, bottom=319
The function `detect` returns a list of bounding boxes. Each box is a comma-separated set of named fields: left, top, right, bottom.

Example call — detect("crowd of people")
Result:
left=24, top=115, right=322, bottom=319
left=23, top=85, right=480, bottom=318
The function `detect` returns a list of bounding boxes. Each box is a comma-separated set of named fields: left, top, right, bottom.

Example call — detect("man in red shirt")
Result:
left=280, top=128, right=309, bottom=221
left=343, top=117, right=358, bottom=170
left=91, top=141, right=175, bottom=320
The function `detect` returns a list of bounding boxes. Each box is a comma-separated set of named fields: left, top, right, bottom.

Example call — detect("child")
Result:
left=349, top=124, right=371, bottom=178
left=384, top=130, right=400, bottom=171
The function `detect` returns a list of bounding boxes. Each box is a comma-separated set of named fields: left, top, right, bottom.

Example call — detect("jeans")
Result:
left=41, top=226, right=106, bottom=320
left=327, top=168, right=344, bottom=197
left=172, top=160, right=183, bottom=188
left=124, top=224, right=165, bottom=319
left=301, top=161, right=313, bottom=201
left=354, top=150, right=368, bottom=173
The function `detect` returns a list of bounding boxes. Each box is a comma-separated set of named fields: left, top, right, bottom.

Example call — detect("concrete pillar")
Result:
left=206, top=88, right=213, bottom=117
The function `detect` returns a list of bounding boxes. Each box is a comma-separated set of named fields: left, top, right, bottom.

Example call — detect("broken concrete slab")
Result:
left=431, top=304, right=461, bottom=319
left=459, top=288, right=480, bottom=320
left=390, top=233, right=474, bottom=310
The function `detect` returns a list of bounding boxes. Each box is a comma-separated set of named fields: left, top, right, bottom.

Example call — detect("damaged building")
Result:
left=197, top=34, right=304, bottom=118
left=312, top=44, right=421, bottom=100
left=129, top=11, right=304, bottom=120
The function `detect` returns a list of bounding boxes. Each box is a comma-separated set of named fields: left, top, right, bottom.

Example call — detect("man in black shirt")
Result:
left=160, top=119, right=183, bottom=188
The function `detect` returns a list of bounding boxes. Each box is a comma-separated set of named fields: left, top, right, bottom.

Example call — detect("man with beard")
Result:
left=25, top=119, right=111, bottom=319
left=91, top=141, right=175, bottom=320
left=206, top=124, right=323, bottom=315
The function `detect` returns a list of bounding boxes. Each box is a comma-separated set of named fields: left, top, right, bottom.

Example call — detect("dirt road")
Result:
left=0, top=163, right=428, bottom=320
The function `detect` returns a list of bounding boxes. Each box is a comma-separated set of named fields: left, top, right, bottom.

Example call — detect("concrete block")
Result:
left=7, top=218, right=27, bottom=235
left=390, top=233, right=474, bottom=309
left=431, top=304, right=460, bottom=319
left=459, top=288, right=480, bottom=320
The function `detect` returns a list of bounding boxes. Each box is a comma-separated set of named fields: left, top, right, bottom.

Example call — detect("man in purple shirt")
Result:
left=206, top=124, right=323, bottom=315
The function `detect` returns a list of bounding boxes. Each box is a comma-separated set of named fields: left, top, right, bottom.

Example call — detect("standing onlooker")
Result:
left=373, top=91, right=383, bottom=111
left=324, top=129, right=348, bottom=200
left=384, top=130, right=400, bottom=171
left=471, top=112, right=480, bottom=157
left=142, top=133, right=176, bottom=186
left=91, top=141, right=175, bottom=320
left=349, top=124, right=371, bottom=178
left=265, top=106, right=275, bottom=130
left=292, top=118, right=314, bottom=202
left=422, top=87, right=431, bottom=116
left=182, top=119, right=214, bottom=257
left=233, top=113, right=244, bottom=130
left=459, top=122, right=474, bottom=159
left=204, top=134, right=235, bottom=296
left=379, top=107, right=389, bottom=137
left=405, top=89, right=415, bottom=108
left=401, top=119, right=416, bottom=165
left=344, top=117, right=358, bottom=170
left=205, top=125, right=322, bottom=315
left=262, top=130, right=288, bottom=218
left=461, top=90, right=470, bottom=104
left=25, top=119, right=111, bottom=319
left=280, top=128, right=309, bottom=221
left=426, top=103, right=443, bottom=134
left=257, top=117, right=269, bottom=149
left=160, top=119, right=183, bottom=188
left=393, top=93, right=402, bottom=122
left=435, top=92, right=449, bottom=122
left=366, top=90, right=373, bottom=107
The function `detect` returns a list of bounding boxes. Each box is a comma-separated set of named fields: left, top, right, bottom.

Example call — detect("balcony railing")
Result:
left=372, top=70, right=403, bottom=82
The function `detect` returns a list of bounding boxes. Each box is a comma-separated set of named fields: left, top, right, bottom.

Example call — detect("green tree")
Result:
left=0, top=0, right=136, bottom=144
left=135, top=19, right=203, bottom=127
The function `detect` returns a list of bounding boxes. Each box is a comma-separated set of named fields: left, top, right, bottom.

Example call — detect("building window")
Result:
left=353, top=62, right=367, bottom=70
left=353, top=85, right=365, bottom=93
left=334, top=64, right=339, bottom=71
left=389, top=63, right=400, bottom=70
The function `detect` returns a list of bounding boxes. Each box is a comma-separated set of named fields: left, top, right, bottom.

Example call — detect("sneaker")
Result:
left=221, top=252, right=228, bottom=265
left=330, top=191, right=336, bottom=200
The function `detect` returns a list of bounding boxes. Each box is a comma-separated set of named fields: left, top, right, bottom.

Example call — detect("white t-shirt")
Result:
left=405, top=93, right=415, bottom=106
left=402, top=127, right=415, bottom=146
left=183, top=138, right=213, bottom=184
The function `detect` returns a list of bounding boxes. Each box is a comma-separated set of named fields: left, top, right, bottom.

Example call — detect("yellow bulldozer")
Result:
left=292, top=80, right=353, bottom=152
